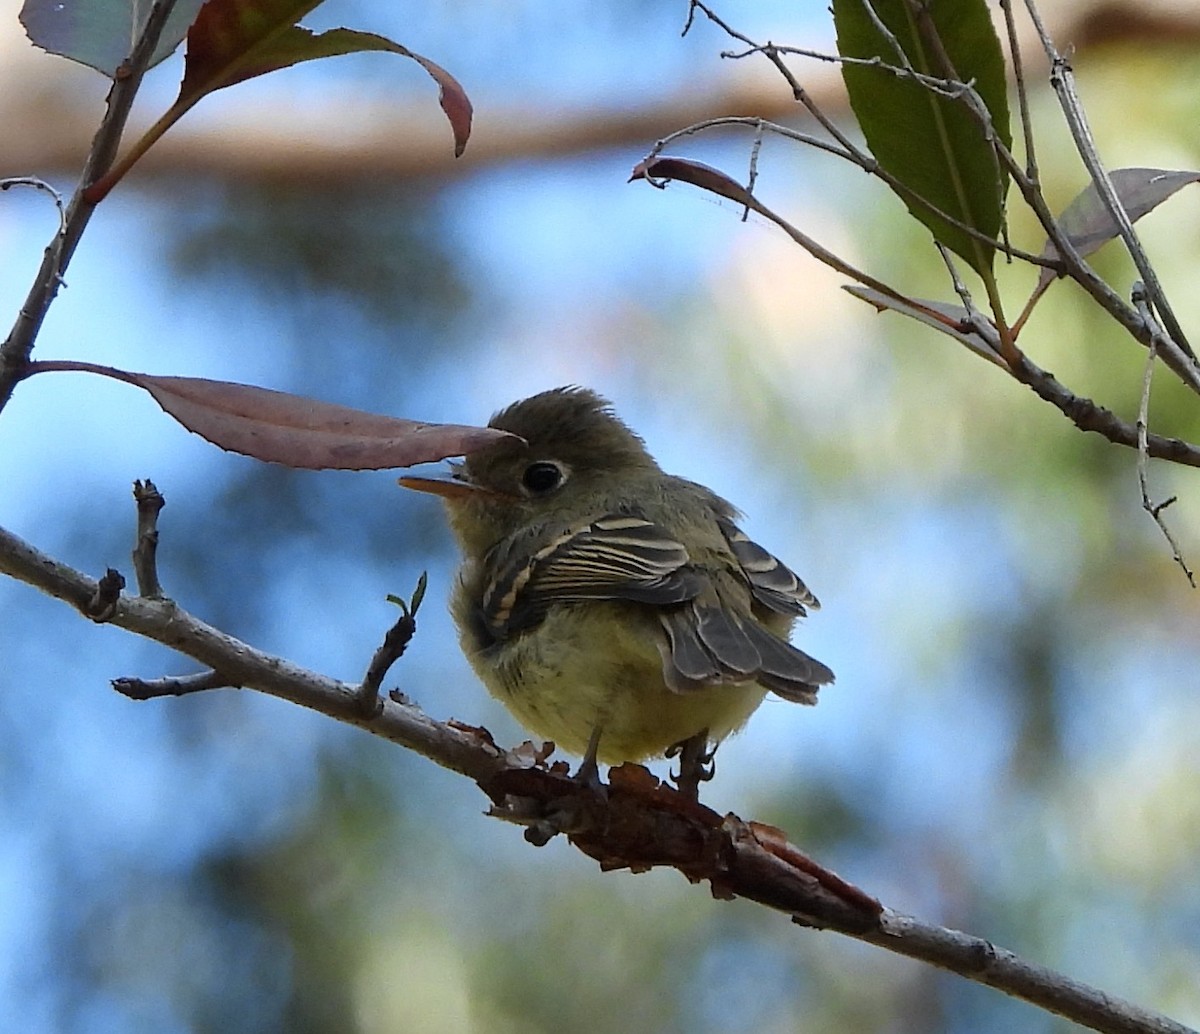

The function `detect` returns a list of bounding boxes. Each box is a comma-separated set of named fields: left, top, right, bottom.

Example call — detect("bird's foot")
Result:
left=667, top=729, right=714, bottom=802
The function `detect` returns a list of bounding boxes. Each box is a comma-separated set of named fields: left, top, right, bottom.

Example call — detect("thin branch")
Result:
left=743, top=119, right=764, bottom=220
left=0, top=518, right=1194, bottom=1034
left=131, top=479, right=165, bottom=597
left=722, top=43, right=975, bottom=102
left=858, top=0, right=914, bottom=71
left=84, top=568, right=125, bottom=622
left=0, top=177, right=67, bottom=232
left=1009, top=353, right=1200, bottom=467
left=641, top=121, right=1056, bottom=269
left=934, top=243, right=978, bottom=318
left=999, top=0, right=1039, bottom=184
left=357, top=573, right=428, bottom=716
left=1132, top=284, right=1196, bottom=584
left=648, top=116, right=860, bottom=169
left=0, top=0, right=179, bottom=414
left=114, top=670, right=234, bottom=699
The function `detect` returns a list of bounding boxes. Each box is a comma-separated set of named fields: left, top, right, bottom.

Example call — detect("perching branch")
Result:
left=0, top=513, right=1195, bottom=1034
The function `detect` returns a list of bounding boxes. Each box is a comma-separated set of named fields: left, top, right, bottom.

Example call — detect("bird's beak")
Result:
left=398, top=474, right=500, bottom=501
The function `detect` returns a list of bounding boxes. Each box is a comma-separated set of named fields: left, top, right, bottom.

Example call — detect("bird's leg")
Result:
left=573, top=725, right=607, bottom=794
left=668, top=728, right=715, bottom=802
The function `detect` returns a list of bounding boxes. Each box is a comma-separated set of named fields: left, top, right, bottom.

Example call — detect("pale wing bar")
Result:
left=717, top=517, right=820, bottom=616
left=482, top=515, right=702, bottom=637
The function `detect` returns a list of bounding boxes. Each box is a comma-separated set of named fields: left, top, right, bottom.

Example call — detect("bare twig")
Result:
left=0, top=177, right=67, bottom=233
left=114, top=670, right=235, bottom=699
left=858, top=0, right=914, bottom=71
left=1132, top=284, right=1196, bottom=584
left=0, top=0, right=179, bottom=414
left=131, top=479, right=166, bottom=597
left=999, top=0, right=1038, bottom=184
left=84, top=568, right=125, bottom=622
left=648, top=116, right=860, bottom=165
left=743, top=120, right=764, bottom=221
left=357, top=573, right=428, bottom=716
left=931, top=243, right=979, bottom=321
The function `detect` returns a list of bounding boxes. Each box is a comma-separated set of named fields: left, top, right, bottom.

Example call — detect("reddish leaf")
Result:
left=181, top=15, right=472, bottom=156
left=27, top=362, right=514, bottom=469
left=630, top=157, right=754, bottom=208
left=85, top=0, right=470, bottom=200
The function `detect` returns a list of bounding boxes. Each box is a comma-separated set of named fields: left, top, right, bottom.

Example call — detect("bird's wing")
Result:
left=481, top=514, right=704, bottom=637
left=658, top=515, right=833, bottom=701
left=481, top=512, right=836, bottom=703
left=716, top=517, right=820, bottom=616
left=659, top=600, right=834, bottom=703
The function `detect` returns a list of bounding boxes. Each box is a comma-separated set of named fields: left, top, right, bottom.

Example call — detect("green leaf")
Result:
left=20, top=0, right=206, bottom=77
left=833, top=0, right=1012, bottom=277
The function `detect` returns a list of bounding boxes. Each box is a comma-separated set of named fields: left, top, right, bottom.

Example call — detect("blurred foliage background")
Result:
left=2, top=1, right=1200, bottom=1032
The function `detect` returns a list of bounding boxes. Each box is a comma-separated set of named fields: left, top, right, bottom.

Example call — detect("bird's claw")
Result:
left=667, top=730, right=715, bottom=802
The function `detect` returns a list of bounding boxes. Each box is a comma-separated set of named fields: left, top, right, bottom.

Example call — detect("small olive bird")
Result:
left=400, top=387, right=833, bottom=789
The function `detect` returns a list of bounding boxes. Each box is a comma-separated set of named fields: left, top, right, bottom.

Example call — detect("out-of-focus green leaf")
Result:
left=833, top=0, right=1011, bottom=278
left=19, top=0, right=206, bottom=77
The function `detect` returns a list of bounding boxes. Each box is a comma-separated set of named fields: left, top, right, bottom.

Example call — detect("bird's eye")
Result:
left=521, top=461, right=565, bottom=495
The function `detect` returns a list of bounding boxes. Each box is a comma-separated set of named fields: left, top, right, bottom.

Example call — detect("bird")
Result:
left=400, top=386, right=833, bottom=791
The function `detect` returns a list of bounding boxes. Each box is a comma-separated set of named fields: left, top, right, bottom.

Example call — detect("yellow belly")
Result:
left=461, top=601, right=768, bottom=763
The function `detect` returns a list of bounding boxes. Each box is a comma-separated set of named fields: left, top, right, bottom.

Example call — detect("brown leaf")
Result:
left=143, top=375, right=510, bottom=468
left=630, top=156, right=754, bottom=207
left=27, top=362, right=514, bottom=469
